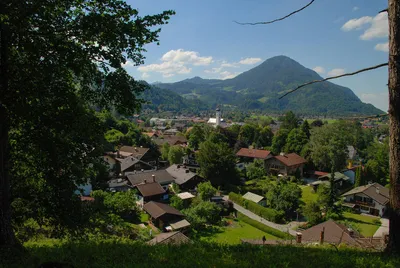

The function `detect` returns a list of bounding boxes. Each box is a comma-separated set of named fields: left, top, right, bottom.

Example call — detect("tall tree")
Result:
left=0, top=0, right=173, bottom=246
left=301, top=120, right=311, bottom=139
left=284, top=128, right=308, bottom=154
left=280, top=111, right=299, bottom=131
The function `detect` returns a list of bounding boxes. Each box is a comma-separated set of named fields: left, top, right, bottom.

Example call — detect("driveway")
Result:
left=373, top=218, right=389, bottom=237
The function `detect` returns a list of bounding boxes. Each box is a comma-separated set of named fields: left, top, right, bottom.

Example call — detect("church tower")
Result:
left=216, top=107, right=221, bottom=127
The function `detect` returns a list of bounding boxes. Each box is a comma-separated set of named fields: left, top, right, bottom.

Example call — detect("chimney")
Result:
left=376, top=187, right=380, bottom=195
left=296, top=232, right=302, bottom=244
left=152, top=174, right=155, bottom=182
left=383, top=233, right=389, bottom=245
left=144, top=179, right=147, bottom=184
left=134, top=147, right=138, bottom=152
left=177, top=165, right=181, bottom=168
left=320, top=227, right=325, bottom=244
left=280, top=152, right=286, bottom=157
left=185, top=170, right=190, bottom=173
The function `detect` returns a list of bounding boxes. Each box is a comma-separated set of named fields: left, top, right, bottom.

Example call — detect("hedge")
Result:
left=237, top=213, right=292, bottom=240
left=229, top=192, right=284, bottom=223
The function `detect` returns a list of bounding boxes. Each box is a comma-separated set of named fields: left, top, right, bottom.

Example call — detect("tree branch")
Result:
left=279, top=63, right=388, bottom=99
left=379, top=8, right=388, bottom=13
left=234, top=0, right=315, bottom=26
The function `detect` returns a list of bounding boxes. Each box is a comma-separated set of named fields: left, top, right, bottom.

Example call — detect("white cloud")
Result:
left=137, top=61, right=188, bottom=76
left=360, top=13, right=388, bottom=40
left=313, top=66, right=325, bottom=74
left=163, top=73, right=175, bottom=78
left=220, top=61, right=239, bottom=68
left=142, top=72, right=150, bottom=79
left=375, top=42, right=389, bottom=52
left=122, top=60, right=134, bottom=67
left=360, top=92, right=388, bottom=111
left=161, top=49, right=213, bottom=66
left=353, top=6, right=359, bottom=11
left=327, top=68, right=346, bottom=76
left=341, top=13, right=388, bottom=40
left=239, top=57, right=262, bottom=65
left=204, top=67, right=223, bottom=74
left=341, top=16, right=373, bottom=31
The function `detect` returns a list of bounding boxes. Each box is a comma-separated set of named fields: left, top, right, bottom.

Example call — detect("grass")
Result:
left=140, top=212, right=149, bottom=223
left=341, top=212, right=381, bottom=237
left=197, top=219, right=279, bottom=245
left=300, top=185, right=318, bottom=205
left=1, top=239, right=399, bottom=267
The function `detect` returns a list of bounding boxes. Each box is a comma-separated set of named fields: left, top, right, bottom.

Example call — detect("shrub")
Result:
left=237, top=213, right=292, bottom=239
left=372, top=218, right=381, bottom=225
left=229, top=192, right=284, bottom=223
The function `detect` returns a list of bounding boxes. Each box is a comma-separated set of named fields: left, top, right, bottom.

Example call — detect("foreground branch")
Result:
left=234, top=0, right=315, bottom=25
left=279, top=63, right=388, bottom=99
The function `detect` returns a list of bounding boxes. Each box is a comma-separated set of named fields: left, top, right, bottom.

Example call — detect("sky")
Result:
left=124, top=0, right=389, bottom=111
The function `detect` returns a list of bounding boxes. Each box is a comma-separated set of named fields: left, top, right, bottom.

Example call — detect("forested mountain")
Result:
left=155, top=56, right=383, bottom=116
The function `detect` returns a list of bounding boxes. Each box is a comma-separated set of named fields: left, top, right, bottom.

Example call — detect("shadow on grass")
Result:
left=191, top=226, right=224, bottom=241
left=2, top=240, right=400, bottom=268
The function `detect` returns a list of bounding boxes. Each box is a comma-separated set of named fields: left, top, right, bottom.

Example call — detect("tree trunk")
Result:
left=0, top=23, right=17, bottom=246
left=387, top=0, right=400, bottom=254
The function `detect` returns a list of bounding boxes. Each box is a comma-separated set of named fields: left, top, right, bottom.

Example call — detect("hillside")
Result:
left=3, top=240, right=399, bottom=267
left=157, top=56, right=383, bottom=116
left=140, top=85, right=209, bottom=114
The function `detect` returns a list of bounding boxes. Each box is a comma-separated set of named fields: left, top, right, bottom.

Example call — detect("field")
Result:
left=2, top=239, right=399, bottom=267
left=300, top=185, right=318, bottom=205
left=342, top=212, right=381, bottom=237
left=197, top=219, right=279, bottom=245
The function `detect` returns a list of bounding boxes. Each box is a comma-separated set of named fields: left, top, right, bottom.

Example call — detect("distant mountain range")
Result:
left=145, top=56, right=383, bottom=116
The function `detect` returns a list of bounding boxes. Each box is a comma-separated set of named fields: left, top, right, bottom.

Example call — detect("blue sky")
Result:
left=124, top=0, right=389, bottom=111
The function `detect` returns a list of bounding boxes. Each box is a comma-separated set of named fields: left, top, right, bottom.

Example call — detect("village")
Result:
left=74, top=108, right=390, bottom=249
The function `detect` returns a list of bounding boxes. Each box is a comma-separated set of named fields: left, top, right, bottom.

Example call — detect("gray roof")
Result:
left=342, top=183, right=389, bottom=205
left=126, top=170, right=175, bottom=186
left=319, top=172, right=349, bottom=182
left=119, top=146, right=149, bottom=159
left=166, top=164, right=200, bottom=185
left=143, top=201, right=184, bottom=219
left=147, top=231, right=190, bottom=245
left=107, top=178, right=129, bottom=188
left=136, top=182, right=166, bottom=197
left=120, top=156, right=153, bottom=172
left=170, top=219, right=191, bottom=230
left=243, top=192, right=265, bottom=203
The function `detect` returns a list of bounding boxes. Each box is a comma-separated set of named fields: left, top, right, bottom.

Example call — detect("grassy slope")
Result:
left=300, top=185, right=318, bottom=205
left=342, top=212, right=381, bottom=237
left=2, top=240, right=399, bottom=268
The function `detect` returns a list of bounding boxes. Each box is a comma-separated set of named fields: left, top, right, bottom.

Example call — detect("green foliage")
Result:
left=91, top=190, right=139, bottom=217
left=237, top=213, right=293, bottom=239
left=238, top=124, right=258, bottom=146
left=256, top=126, right=274, bottom=148
left=187, top=125, right=205, bottom=150
left=301, top=120, right=311, bottom=139
left=229, top=193, right=284, bottom=223
left=168, top=146, right=184, bottom=164
left=161, top=142, right=170, bottom=160
left=197, top=181, right=217, bottom=201
left=364, top=138, right=389, bottom=185
left=182, top=201, right=221, bottom=229
left=197, top=140, right=238, bottom=186
left=170, top=195, right=184, bottom=210
left=284, top=128, right=309, bottom=154
left=265, top=182, right=302, bottom=215
left=280, top=111, right=299, bottom=132
left=302, top=202, right=323, bottom=226
left=246, top=159, right=267, bottom=181
left=271, top=129, right=289, bottom=155
left=354, top=166, right=363, bottom=187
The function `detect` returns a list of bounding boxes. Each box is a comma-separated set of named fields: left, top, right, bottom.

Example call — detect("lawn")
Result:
left=300, top=185, right=318, bottom=205
left=140, top=212, right=149, bottom=223
left=198, top=219, right=279, bottom=245
left=341, top=212, right=381, bottom=237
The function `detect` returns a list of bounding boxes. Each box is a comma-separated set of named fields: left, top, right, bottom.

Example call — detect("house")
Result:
left=107, top=178, right=131, bottom=192
left=166, top=164, right=205, bottom=191
left=118, top=146, right=158, bottom=165
left=303, top=170, right=329, bottom=184
left=169, top=219, right=191, bottom=232
left=242, top=192, right=266, bottom=207
left=135, top=181, right=168, bottom=206
left=236, top=148, right=273, bottom=162
left=102, top=152, right=118, bottom=171
left=143, top=201, right=185, bottom=230
left=177, top=192, right=195, bottom=207
left=142, top=132, right=159, bottom=139
left=126, top=170, right=175, bottom=191
left=265, top=153, right=307, bottom=176
left=120, top=156, right=154, bottom=174
left=147, top=231, right=190, bottom=245
left=311, top=172, right=350, bottom=191
left=153, top=136, right=188, bottom=148
left=342, top=183, right=389, bottom=216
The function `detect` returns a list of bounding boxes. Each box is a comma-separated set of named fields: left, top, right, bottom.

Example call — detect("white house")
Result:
left=342, top=183, right=389, bottom=217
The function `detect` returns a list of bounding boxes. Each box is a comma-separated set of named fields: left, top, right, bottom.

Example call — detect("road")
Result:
left=373, top=217, right=389, bottom=238
left=224, top=196, right=299, bottom=236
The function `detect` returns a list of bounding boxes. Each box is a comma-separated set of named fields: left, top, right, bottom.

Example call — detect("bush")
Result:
left=237, top=213, right=292, bottom=239
left=229, top=192, right=284, bottom=223
left=372, top=218, right=381, bottom=225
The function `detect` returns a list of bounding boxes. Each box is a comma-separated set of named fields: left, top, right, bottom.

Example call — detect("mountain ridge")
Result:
left=155, top=56, right=383, bottom=116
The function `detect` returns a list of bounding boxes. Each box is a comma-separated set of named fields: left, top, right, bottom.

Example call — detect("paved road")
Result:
left=225, top=197, right=298, bottom=236
left=373, top=218, right=389, bottom=238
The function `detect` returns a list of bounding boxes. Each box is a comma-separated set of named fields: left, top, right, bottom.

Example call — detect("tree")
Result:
left=280, top=111, right=298, bottom=131
left=271, top=129, right=289, bottom=155
left=238, top=124, right=258, bottom=146
left=182, top=201, right=221, bottom=229
left=170, top=195, right=184, bottom=210
left=354, top=166, right=363, bottom=187
left=0, top=0, right=174, bottom=245
left=256, top=126, right=274, bottom=148
left=266, top=182, right=302, bottom=216
left=246, top=159, right=266, bottom=181
left=310, top=119, right=324, bottom=128
left=161, top=142, right=171, bottom=161
left=301, top=120, right=311, bottom=139
left=187, top=125, right=205, bottom=150
left=197, top=181, right=217, bottom=201
left=196, top=140, right=238, bottom=186
left=168, top=145, right=184, bottom=164
left=284, top=128, right=308, bottom=154
left=302, top=201, right=323, bottom=226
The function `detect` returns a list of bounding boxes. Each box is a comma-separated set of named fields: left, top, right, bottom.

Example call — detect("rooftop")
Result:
left=274, top=153, right=307, bottom=167
left=126, top=170, right=175, bottom=186
left=177, top=192, right=195, bottom=200
left=119, top=146, right=149, bottom=159
left=166, top=164, right=200, bottom=185
left=143, top=201, right=184, bottom=219
left=342, top=183, right=389, bottom=205
left=242, top=192, right=265, bottom=203
left=236, top=148, right=272, bottom=159
left=146, top=231, right=190, bottom=245
left=136, top=182, right=166, bottom=197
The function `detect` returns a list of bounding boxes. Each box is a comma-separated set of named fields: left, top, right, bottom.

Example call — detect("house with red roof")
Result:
left=265, top=153, right=307, bottom=176
left=236, top=148, right=273, bottom=161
